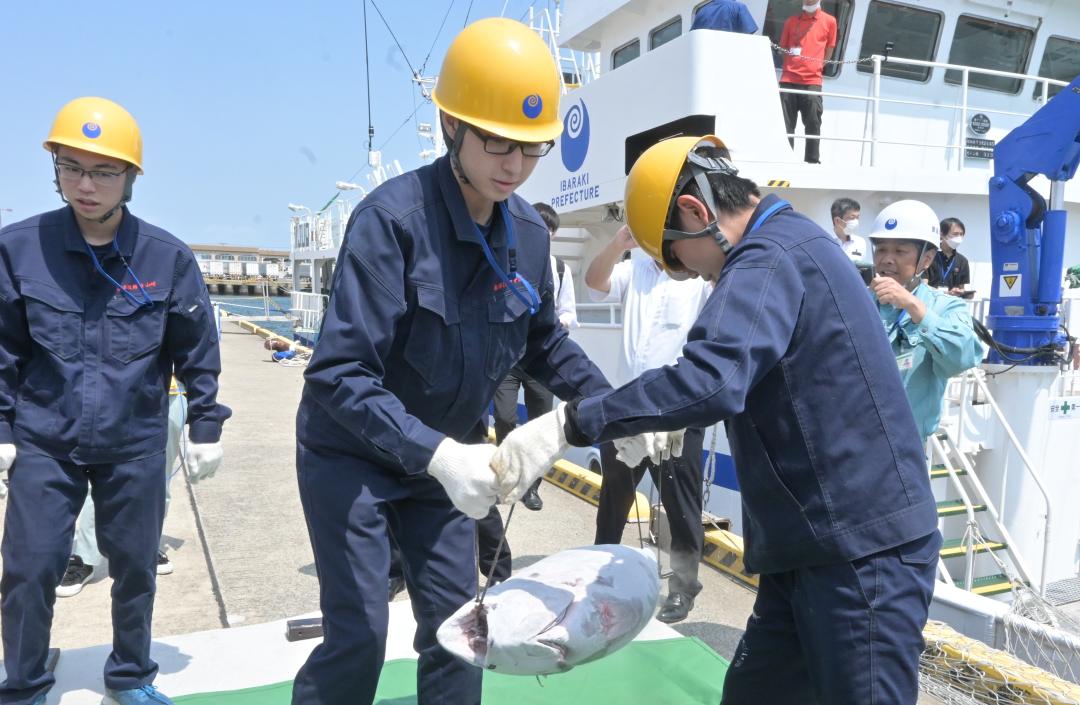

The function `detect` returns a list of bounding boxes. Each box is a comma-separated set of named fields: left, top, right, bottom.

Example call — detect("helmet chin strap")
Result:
left=446, top=121, right=472, bottom=186
left=903, top=242, right=931, bottom=291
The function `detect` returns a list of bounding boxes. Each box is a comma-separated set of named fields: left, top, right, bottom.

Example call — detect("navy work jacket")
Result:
left=297, top=156, right=612, bottom=475
left=0, top=207, right=231, bottom=464
left=573, top=196, right=937, bottom=574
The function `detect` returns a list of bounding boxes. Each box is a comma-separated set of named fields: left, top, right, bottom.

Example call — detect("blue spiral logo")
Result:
left=560, top=100, right=589, bottom=172
left=522, top=94, right=543, bottom=119
left=885, top=218, right=898, bottom=230
left=82, top=122, right=102, bottom=139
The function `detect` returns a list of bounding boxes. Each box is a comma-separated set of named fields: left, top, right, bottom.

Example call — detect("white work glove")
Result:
left=427, top=438, right=499, bottom=520
left=185, top=442, right=224, bottom=483
left=0, top=444, right=13, bottom=498
left=614, top=430, right=686, bottom=468
left=490, top=403, right=568, bottom=503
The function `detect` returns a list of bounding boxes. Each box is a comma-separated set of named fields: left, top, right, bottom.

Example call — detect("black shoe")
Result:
left=57, top=555, right=93, bottom=598
left=657, top=592, right=694, bottom=624
left=522, top=488, right=543, bottom=511
left=388, top=575, right=406, bottom=601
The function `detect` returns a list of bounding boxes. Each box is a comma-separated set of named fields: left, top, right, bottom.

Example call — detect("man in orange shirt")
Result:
left=778, top=2, right=837, bottom=164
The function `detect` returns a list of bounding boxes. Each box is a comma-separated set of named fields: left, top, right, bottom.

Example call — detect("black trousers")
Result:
left=780, top=82, right=823, bottom=164
left=594, top=428, right=705, bottom=597
left=492, top=366, right=554, bottom=497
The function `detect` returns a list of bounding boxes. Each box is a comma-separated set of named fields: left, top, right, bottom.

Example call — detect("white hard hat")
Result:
left=868, top=200, right=940, bottom=249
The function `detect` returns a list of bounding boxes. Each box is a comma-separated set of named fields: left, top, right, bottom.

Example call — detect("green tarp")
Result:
left=175, top=637, right=728, bottom=704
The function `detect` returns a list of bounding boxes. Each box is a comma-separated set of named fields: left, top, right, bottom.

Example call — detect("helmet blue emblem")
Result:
left=522, top=94, right=543, bottom=119
left=560, top=100, right=590, bottom=172
left=885, top=218, right=898, bottom=230
left=82, top=122, right=102, bottom=139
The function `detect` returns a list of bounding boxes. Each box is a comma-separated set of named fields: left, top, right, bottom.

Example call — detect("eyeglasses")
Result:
left=56, top=161, right=129, bottom=186
left=468, top=125, right=554, bottom=157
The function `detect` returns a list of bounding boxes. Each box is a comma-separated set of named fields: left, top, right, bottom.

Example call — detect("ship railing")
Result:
left=290, top=291, right=328, bottom=333
left=777, top=57, right=1068, bottom=169
left=929, top=430, right=1038, bottom=593
left=529, top=5, right=600, bottom=91
left=950, top=367, right=1053, bottom=594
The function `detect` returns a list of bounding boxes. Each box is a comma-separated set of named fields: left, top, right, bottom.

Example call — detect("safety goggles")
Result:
left=468, top=125, right=555, bottom=157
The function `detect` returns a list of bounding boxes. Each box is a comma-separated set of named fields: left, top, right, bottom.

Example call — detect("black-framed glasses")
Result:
left=55, top=160, right=129, bottom=186
left=468, top=125, right=554, bottom=157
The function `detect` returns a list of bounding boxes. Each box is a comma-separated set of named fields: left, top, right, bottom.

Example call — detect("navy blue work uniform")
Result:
left=564, top=196, right=940, bottom=705
left=691, top=0, right=759, bottom=34
left=0, top=207, right=230, bottom=705
left=292, top=156, right=611, bottom=705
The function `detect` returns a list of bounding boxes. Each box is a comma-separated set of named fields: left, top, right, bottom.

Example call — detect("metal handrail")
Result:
left=935, top=425, right=1037, bottom=590
left=778, top=55, right=1068, bottom=168
left=929, top=433, right=979, bottom=591
left=968, top=369, right=1053, bottom=594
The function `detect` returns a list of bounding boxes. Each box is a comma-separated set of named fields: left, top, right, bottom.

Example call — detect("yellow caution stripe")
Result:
left=702, top=527, right=758, bottom=588
left=922, top=620, right=1080, bottom=704
left=543, top=459, right=651, bottom=522
left=766, top=179, right=791, bottom=188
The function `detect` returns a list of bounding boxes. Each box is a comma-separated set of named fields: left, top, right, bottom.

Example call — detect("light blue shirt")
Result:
left=877, top=282, right=984, bottom=442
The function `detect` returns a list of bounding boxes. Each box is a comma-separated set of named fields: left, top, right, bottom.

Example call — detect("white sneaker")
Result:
left=56, top=556, right=93, bottom=598
left=156, top=550, right=174, bottom=576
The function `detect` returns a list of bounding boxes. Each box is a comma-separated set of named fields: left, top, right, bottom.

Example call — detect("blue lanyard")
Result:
left=937, top=251, right=957, bottom=282
left=748, top=199, right=791, bottom=234
left=475, top=201, right=541, bottom=315
left=85, top=239, right=154, bottom=308
left=889, top=310, right=909, bottom=337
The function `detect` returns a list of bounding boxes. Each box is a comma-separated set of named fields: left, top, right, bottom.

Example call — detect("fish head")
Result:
left=438, top=579, right=576, bottom=676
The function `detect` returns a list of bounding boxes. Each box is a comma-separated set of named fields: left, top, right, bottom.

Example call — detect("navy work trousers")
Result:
left=0, top=451, right=166, bottom=705
left=292, top=442, right=481, bottom=705
left=595, top=428, right=705, bottom=597
left=721, top=532, right=941, bottom=705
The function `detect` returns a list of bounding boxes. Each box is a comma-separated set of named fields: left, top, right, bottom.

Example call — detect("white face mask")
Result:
left=843, top=218, right=859, bottom=236
left=802, top=2, right=821, bottom=12
left=946, top=236, right=964, bottom=249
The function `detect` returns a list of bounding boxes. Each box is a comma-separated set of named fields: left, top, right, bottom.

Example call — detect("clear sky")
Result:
left=0, top=1, right=554, bottom=248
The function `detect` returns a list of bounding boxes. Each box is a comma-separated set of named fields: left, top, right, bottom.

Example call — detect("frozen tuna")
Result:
left=436, top=544, right=660, bottom=675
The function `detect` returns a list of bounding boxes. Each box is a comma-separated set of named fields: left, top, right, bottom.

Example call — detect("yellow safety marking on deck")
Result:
left=766, top=179, right=791, bottom=188
left=938, top=541, right=1006, bottom=559
left=543, top=459, right=651, bottom=522
left=702, top=528, right=759, bottom=588
left=922, top=620, right=1080, bottom=704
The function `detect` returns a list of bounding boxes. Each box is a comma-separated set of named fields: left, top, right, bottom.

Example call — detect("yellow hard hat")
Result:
left=624, top=135, right=729, bottom=273
left=43, top=97, right=143, bottom=173
left=433, top=18, right=563, bottom=144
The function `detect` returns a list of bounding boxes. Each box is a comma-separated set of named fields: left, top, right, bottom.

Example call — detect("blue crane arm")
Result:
left=986, top=77, right=1080, bottom=363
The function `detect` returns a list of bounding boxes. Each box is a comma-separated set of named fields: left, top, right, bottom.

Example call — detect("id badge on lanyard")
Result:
left=896, top=352, right=915, bottom=372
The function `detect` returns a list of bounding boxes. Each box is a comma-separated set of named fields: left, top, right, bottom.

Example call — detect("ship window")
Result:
left=215, top=254, right=235, bottom=261
left=857, top=2, right=943, bottom=81
left=612, top=39, right=640, bottom=70
left=945, top=15, right=1034, bottom=94
left=649, top=17, right=682, bottom=50
left=1032, top=36, right=1080, bottom=100
left=239, top=255, right=258, bottom=262
left=763, top=0, right=855, bottom=78
left=197, top=253, right=212, bottom=260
